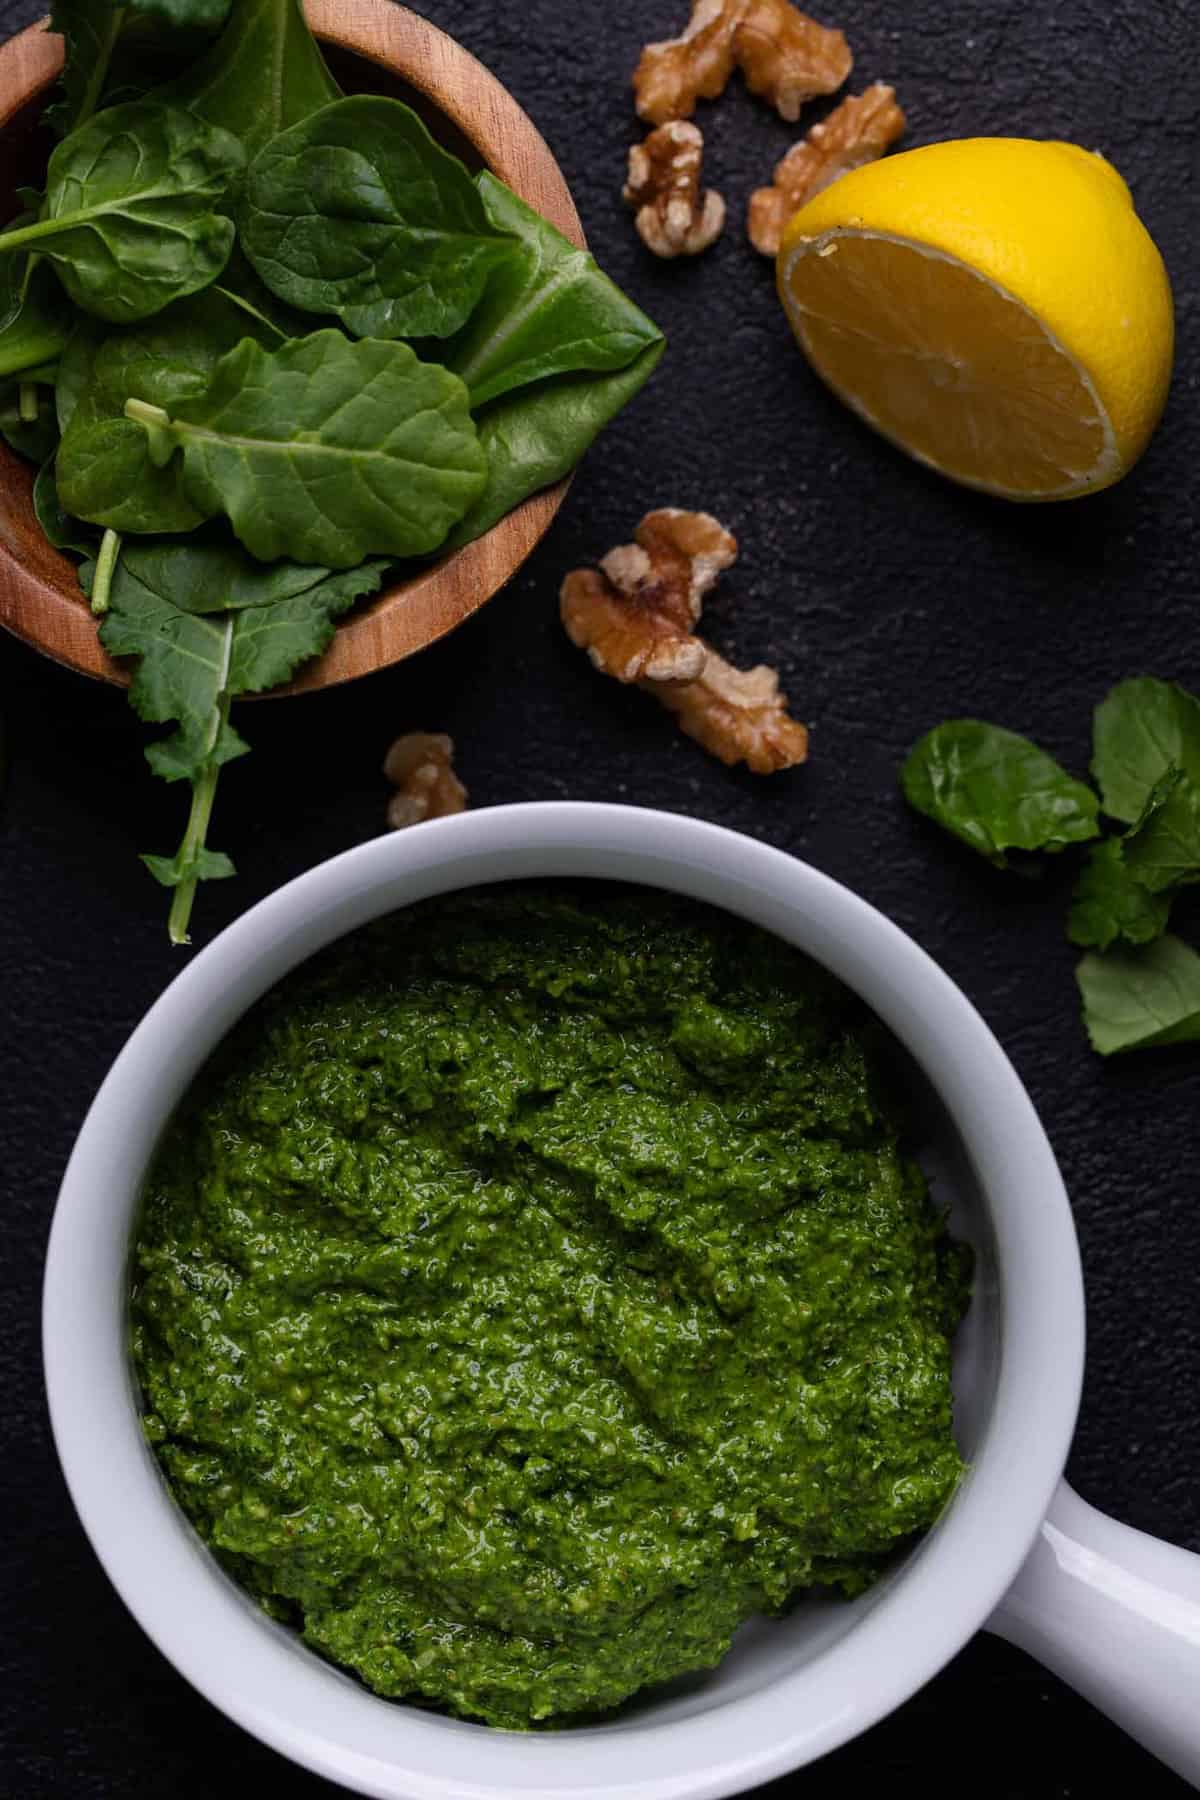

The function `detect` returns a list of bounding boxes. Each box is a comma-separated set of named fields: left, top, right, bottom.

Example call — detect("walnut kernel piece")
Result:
left=657, top=653, right=809, bottom=772
left=748, top=84, right=905, bottom=255
left=634, top=0, right=742, bottom=125
left=734, top=0, right=853, bottom=121
left=383, top=732, right=467, bottom=829
left=562, top=509, right=735, bottom=683
left=634, top=0, right=850, bottom=126
left=560, top=511, right=807, bottom=774
left=625, top=122, right=726, bottom=258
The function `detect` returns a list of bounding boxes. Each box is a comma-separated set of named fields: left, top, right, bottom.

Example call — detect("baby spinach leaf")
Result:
left=0, top=103, right=243, bottom=324
left=0, top=381, right=60, bottom=463
left=901, top=720, right=1100, bottom=867
left=33, top=457, right=96, bottom=554
left=131, top=0, right=232, bottom=27
left=444, top=339, right=666, bottom=550
left=56, top=287, right=279, bottom=532
left=46, top=0, right=130, bottom=136
left=99, top=539, right=386, bottom=942
left=0, top=259, right=73, bottom=380
left=1092, top=676, right=1200, bottom=824
left=122, top=329, right=487, bottom=565
left=154, top=0, right=340, bottom=160
left=447, top=174, right=667, bottom=408
left=1077, top=935, right=1200, bottom=1055
left=0, top=221, right=29, bottom=329
left=1122, top=767, right=1200, bottom=893
left=48, top=0, right=229, bottom=137
left=117, top=529, right=388, bottom=617
left=433, top=177, right=666, bottom=547
left=214, top=250, right=310, bottom=337
left=1067, top=838, right=1172, bottom=952
left=1067, top=769, right=1197, bottom=951
left=241, top=97, right=518, bottom=340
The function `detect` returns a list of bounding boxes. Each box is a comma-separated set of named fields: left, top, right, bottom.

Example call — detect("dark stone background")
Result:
left=2, top=0, right=1197, bottom=1794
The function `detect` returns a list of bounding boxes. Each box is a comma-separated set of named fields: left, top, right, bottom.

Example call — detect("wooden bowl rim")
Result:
left=0, top=0, right=584, bottom=694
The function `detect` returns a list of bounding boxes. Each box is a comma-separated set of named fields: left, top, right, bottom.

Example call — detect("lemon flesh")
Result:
left=777, top=138, right=1174, bottom=500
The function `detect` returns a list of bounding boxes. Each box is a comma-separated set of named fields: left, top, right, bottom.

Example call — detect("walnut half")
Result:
left=625, top=122, right=726, bottom=258
left=634, top=0, right=851, bottom=126
left=383, top=732, right=467, bottom=829
left=633, top=0, right=742, bottom=126
left=748, top=84, right=906, bottom=255
left=561, top=511, right=808, bottom=775
left=735, top=0, right=852, bottom=123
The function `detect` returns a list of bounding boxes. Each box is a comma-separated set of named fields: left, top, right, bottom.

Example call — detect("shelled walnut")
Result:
left=560, top=510, right=807, bottom=774
left=735, top=0, right=852, bottom=121
left=383, top=733, right=467, bottom=828
left=633, top=0, right=741, bottom=125
left=748, top=84, right=905, bottom=255
left=625, top=121, right=726, bottom=257
left=657, top=651, right=810, bottom=770
left=633, top=0, right=851, bottom=126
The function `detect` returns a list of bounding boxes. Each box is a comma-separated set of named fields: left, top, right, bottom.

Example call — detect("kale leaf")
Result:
left=98, top=535, right=388, bottom=942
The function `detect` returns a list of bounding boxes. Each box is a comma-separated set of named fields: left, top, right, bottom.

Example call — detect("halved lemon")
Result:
left=777, top=138, right=1174, bottom=500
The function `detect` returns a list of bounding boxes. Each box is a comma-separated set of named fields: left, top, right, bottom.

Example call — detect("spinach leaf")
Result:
left=434, top=176, right=666, bottom=547
left=0, top=381, right=60, bottom=463
left=0, top=103, right=243, bottom=324
left=241, top=97, right=518, bottom=340
left=117, top=528, right=388, bottom=616
left=154, top=0, right=340, bottom=159
left=48, top=0, right=230, bottom=137
left=56, top=287, right=279, bottom=532
left=901, top=720, right=1100, bottom=867
left=1067, top=838, right=1172, bottom=952
left=1067, top=769, right=1197, bottom=950
left=122, top=329, right=487, bottom=564
left=34, top=457, right=96, bottom=554
left=447, top=175, right=667, bottom=407
left=1122, top=767, right=1200, bottom=893
left=444, top=339, right=666, bottom=550
left=131, top=0, right=231, bottom=26
left=1092, top=676, right=1200, bottom=824
left=46, top=0, right=130, bottom=137
left=0, top=260, right=73, bottom=380
left=1076, top=936, right=1200, bottom=1055
left=99, top=539, right=387, bottom=942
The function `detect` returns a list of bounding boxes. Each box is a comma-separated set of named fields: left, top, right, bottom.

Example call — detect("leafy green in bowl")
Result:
left=0, top=0, right=665, bottom=941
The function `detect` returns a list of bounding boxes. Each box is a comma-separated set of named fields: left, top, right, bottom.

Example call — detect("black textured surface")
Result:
left=2, top=1, right=1198, bottom=1794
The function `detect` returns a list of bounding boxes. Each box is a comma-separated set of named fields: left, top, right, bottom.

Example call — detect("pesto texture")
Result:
left=132, top=886, right=970, bottom=1727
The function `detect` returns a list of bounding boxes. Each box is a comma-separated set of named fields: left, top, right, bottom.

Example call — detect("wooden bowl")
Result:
left=0, top=1, right=583, bottom=692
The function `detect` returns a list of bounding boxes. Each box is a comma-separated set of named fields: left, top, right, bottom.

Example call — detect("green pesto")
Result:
left=131, top=885, right=970, bottom=1728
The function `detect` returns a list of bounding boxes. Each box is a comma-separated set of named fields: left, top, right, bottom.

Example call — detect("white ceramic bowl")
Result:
left=43, top=803, right=1200, bottom=1797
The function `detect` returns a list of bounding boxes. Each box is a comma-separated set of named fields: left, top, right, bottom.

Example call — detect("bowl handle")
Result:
left=987, top=1480, right=1200, bottom=1783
